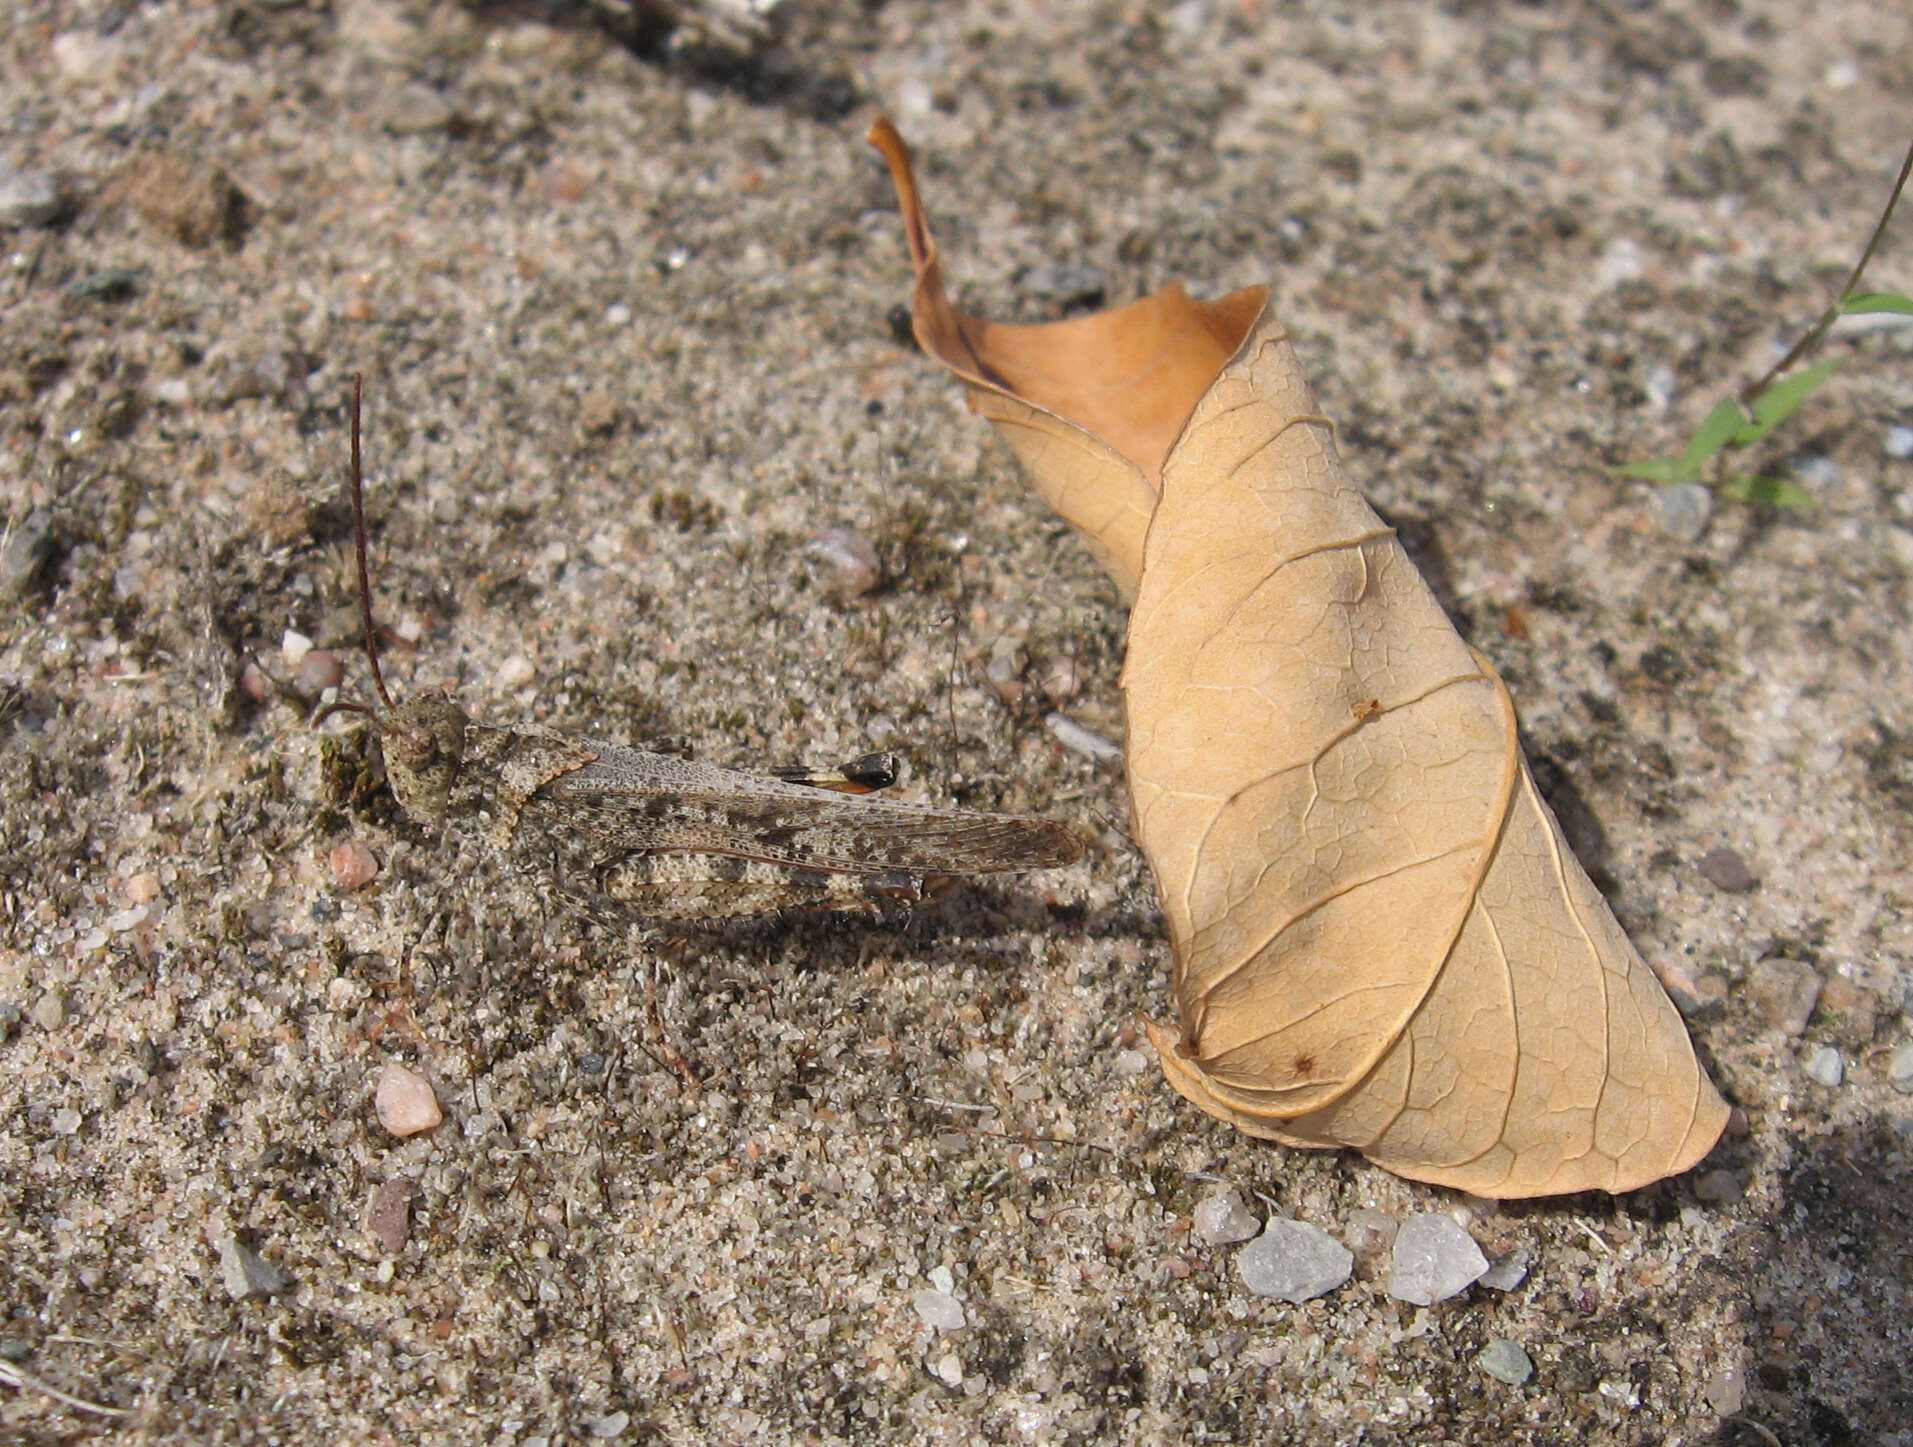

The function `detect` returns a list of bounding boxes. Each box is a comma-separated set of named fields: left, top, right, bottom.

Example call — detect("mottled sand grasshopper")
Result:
left=320, top=378, right=1080, bottom=925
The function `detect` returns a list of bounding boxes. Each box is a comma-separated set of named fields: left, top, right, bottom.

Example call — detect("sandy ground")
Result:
left=2, top=1, right=1910, bottom=1442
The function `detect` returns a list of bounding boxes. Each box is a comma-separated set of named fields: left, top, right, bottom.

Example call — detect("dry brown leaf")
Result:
left=869, top=120, right=1262, bottom=600
left=870, top=120, right=1729, bottom=1197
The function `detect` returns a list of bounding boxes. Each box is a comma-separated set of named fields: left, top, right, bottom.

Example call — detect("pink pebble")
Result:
left=808, top=527, right=883, bottom=597
left=329, top=840, right=380, bottom=890
left=299, top=648, right=344, bottom=694
left=375, top=1062, right=442, bottom=1137
left=367, top=1177, right=414, bottom=1254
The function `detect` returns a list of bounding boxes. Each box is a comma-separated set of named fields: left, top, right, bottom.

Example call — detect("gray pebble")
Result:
left=1478, top=1248, right=1531, bottom=1292
left=1655, top=482, right=1713, bottom=543
left=381, top=81, right=455, bottom=134
left=1794, top=455, right=1839, bottom=489
left=910, top=1288, right=966, bottom=1332
left=1693, top=1169, right=1743, bottom=1203
left=583, top=1411, right=630, bottom=1439
left=298, top=649, right=344, bottom=695
left=0, top=167, right=67, bottom=228
left=1191, top=1188, right=1259, bottom=1246
left=1746, top=958, right=1822, bottom=1036
left=1478, top=1337, right=1534, bottom=1386
left=68, top=268, right=138, bottom=302
left=1889, top=1041, right=1913, bottom=1092
left=1804, top=1045, right=1843, bottom=1087
left=0, top=509, right=55, bottom=601
left=1341, top=1207, right=1398, bottom=1257
left=1886, top=426, right=1913, bottom=461
left=230, top=346, right=310, bottom=405
left=1703, top=1366, right=1747, bottom=1414
left=1017, top=261, right=1107, bottom=307
left=1698, top=847, right=1758, bottom=893
left=1386, top=1213, right=1488, bottom=1305
left=1237, top=1218, right=1353, bottom=1303
left=30, top=991, right=65, bottom=1031
left=808, top=527, right=882, bottom=597
left=219, top=1237, right=290, bottom=1300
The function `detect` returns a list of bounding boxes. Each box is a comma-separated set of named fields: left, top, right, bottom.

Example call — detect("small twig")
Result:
left=0, top=1360, right=134, bottom=1418
left=954, top=1124, right=1123, bottom=1160
left=640, top=956, right=704, bottom=1091
left=1724, top=1415, right=1786, bottom=1447
left=1740, top=133, right=1913, bottom=405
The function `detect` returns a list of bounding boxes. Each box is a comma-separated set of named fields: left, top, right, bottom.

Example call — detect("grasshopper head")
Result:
left=377, top=696, right=470, bottom=825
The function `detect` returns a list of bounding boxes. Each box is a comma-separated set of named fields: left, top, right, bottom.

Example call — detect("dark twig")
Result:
left=1740, top=133, right=1913, bottom=406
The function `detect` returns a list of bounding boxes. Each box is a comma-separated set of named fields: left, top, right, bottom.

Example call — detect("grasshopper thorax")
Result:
left=377, top=695, right=470, bottom=826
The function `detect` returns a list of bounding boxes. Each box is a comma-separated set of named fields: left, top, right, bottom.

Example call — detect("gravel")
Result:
left=808, top=526, right=884, bottom=597
left=373, top=1062, right=442, bottom=1137
left=218, top=1238, right=289, bottom=1301
left=1236, top=1218, right=1354, bottom=1303
left=1805, top=1045, right=1844, bottom=1087
left=29, top=993, right=64, bottom=1031
left=1478, top=1338, right=1535, bottom=1386
left=366, top=1177, right=414, bottom=1255
left=1890, top=1042, right=1913, bottom=1092
left=1479, top=1249, right=1533, bottom=1292
left=328, top=840, right=381, bottom=891
left=0, top=165, right=65, bottom=228
left=1387, top=1214, right=1490, bottom=1305
left=0, top=508, right=54, bottom=600
left=1655, top=483, right=1713, bottom=543
left=1747, top=958, right=1825, bottom=1036
left=1697, top=847, right=1759, bottom=893
left=1191, top=1188, right=1260, bottom=1246
left=910, top=1288, right=966, bottom=1332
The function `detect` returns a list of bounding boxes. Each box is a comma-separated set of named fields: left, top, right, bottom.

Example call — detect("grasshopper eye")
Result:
left=388, top=726, right=437, bottom=772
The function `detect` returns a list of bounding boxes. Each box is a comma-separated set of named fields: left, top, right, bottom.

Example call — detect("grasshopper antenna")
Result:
left=313, top=374, right=394, bottom=727
left=349, top=374, right=396, bottom=710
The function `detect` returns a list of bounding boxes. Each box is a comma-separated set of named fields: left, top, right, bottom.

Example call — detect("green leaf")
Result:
left=1718, top=474, right=1814, bottom=507
left=1611, top=458, right=1686, bottom=484
left=1840, top=290, right=1913, bottom=315
left=1732, top=358, right=1841, bottom=447
left=1676, top=397, right=1751, bottom=477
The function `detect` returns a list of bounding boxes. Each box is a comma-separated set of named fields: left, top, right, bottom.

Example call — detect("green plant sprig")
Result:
left=1616, top=134, right=1913, bottom=508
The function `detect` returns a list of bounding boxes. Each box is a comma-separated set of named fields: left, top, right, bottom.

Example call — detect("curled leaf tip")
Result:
left=865, top=119, right=1264, bottom=600
left=866, top=116, right=934, bottom=277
